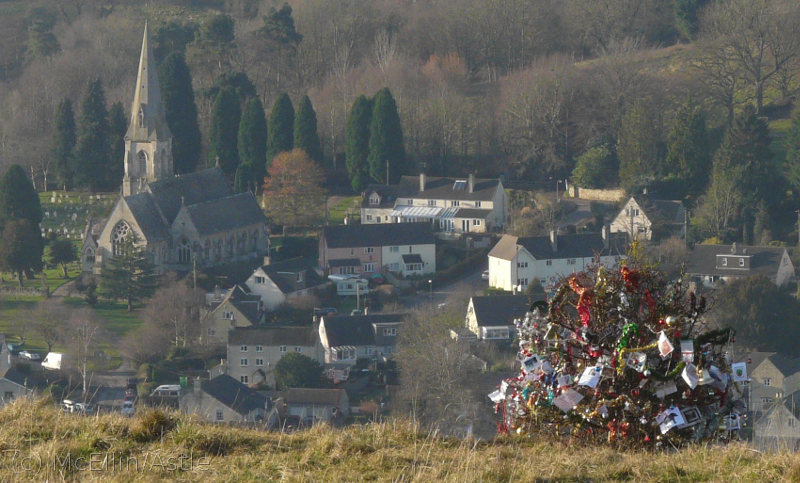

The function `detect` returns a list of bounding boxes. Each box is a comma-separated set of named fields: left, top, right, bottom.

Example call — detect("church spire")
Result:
left=126, top=22, right=171, bottom=142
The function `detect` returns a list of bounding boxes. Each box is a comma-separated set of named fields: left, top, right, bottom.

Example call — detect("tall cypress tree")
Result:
left=107, top=102, right=127, bottom=190
left=73, top=78, right=111, bottom=192
left=160, top=52, right=202, bottom=174
left=238, top=97, right=268, bottom=190
left=368, top=88, right=405, bottom=184
left=234, top=163, right=251, bottom=194
left=294, top=95, right=323, bottom=164
left=0, top=164, right=43, bottom=233
left=785, top=103, right=800, bottom=198
left=346, top=95, right=372, bottom=192
left=208, top=86, right=241, bottom=175
left=52, top=98, right=76, bottom=190
left=266, top=93, right=295, bottom=169
left=665, top=100, right=710, bottom=195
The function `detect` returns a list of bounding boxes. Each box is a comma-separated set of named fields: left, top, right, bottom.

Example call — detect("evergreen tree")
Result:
left=206, top=71, right=257, bottom=100
left=73, top=78, right=111, bottom=192
left=346, top=95, right=372, bottom=192
left=665, top=100, right=710, bottom=195
left=674, top=0, right=709, bottom=40
left=52, top=98, right=76, bottom=189
left=617, top=100, right=661, bottom=193
left=237, top=97, right=267, bottom=190
left=48, top=237, right=77, bottom=278
left=785, top=103, right=800, bottom=196
left=208, top=86, right=241, bottom=175
left=294, top=95, right=323, bottom=164
left=234, top=163, right=251, bottom=194
left=159, top=52, right=202, bottom=174
left=368, top=88, right=405, bottom=184
left=572, top=146, right=616, bottom=189
left=0, top=220, right=44, bottom=287
left=274, top=352, right=324, bottom=389
left=266, top=93, right=295, bottom=168
left=0, top=164, right=42, bottom=233
left=100, top=233, right=158, bottom=312
left=107, top=102, right=127, bottom=188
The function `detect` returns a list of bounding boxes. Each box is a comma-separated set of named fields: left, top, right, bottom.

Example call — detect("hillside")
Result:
left=0, top=398, right=797, bottom=482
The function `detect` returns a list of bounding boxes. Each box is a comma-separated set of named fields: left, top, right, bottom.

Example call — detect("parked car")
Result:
left=481, top=270, right=489, bottom=281
left=121, top=401, right=135, bottom=417
left=74, top=403, right=96, bottom=415
left=19, top=351, right=40, bottom=361
left=125, top=388, right=136, bottom=397
left=61, top=399, right=76, bottom=413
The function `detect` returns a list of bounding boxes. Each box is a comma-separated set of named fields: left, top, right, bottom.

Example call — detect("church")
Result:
left=81, top=25, right=268, bottom=274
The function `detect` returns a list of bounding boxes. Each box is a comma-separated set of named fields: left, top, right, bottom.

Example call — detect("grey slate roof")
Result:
left=260, top=257, right=327, bottom=295
left=402, top=254, right=423, bottom=264
left=0, top=367, right=30, bottom=388
left=210, top=285, right=262, bottom=325
left=229, top=326, right=317, bottom=347
left=202, top=374, right=266, bottom=415
left=145, top=168, right=233, bottom=224
left=470, top=294, right=544, bottom=328
left=124, top=193, right=171, bottom=242
left=328, top=258, right=361, bottom=267
left=631, top=194, right=684, bottom=224
left=322, top=222, right=434, bottom=249
left=322, top=314, right=405, bottom=347
left=685, top=245, right=787, bottom=278
left=285, top=388, right=346, bottom=406
left=362, top=185, right=401, bottom=209
left=489, top=233, right=627, bottom=261
left=453, top=208, right=493, bottom=219
left=185, top=193, right=266, bottom=236
left=397, top=176, right=500, bottom=202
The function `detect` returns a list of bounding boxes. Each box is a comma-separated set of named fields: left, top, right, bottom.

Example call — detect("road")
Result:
left=400, top=263, right=487, bottom=308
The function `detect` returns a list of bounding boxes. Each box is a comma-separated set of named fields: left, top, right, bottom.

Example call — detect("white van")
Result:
left=150, top=385, right=181, bottom=397
left=329, top=275, right=369, bottom=296
left=42, top=352, right=71, bottom=371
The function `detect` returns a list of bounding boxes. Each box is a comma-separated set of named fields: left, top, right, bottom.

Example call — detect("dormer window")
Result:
left=296, top=272, right=303, bottom=283
left=370, top=196, right=380, bottom=206
left=722, top=258, right=727, bottom=266
left=739, top=258, right=745, bottom=267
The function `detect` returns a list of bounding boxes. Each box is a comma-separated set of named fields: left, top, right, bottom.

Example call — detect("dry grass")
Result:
left=0, top=398, right=797, bottom=482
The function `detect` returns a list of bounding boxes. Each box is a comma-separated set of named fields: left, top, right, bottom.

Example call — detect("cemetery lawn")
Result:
left=62, top=297, right=143, bottom=338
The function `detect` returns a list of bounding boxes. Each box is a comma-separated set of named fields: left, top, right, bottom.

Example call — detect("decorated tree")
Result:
left=491, top=248, right=744, bottom=447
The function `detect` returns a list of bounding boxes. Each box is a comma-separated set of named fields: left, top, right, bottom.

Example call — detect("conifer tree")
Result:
left=208, top=86, right=241, bottom=175
left=665, top=100, right=710, bottom=195
left=785, top=103, right=800, bottom=197
left=237, top=97, right=267, bottom=190
left=346, top=95, right=372, bottom=192
left=100, top=233, right=158, bottom=312
left=234, top=163, right=251, bottom=194
left=294, top=95, right=323, bottom=164
left=266, top=93, right=295, bottom=168
left=0, top=220, right=44, bottom=287
left=107, top=102, right=127, bottom=189
left=368, top=88, right=405, bottom=184
left=160, top=52, right=202, bottom=174
left=0, top=164, right=43, bottom=233
left=73, top=78, right=111, bottom=192
left=52, top=98, right=76, bottom=190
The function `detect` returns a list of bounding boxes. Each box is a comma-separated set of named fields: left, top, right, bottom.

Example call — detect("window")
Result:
left=223, top=311, right=234, bottom=320
left=207, top=327, right=216, bottom=336
left=453, top=180, right=467, bottom=190
left=383, top=328, right=396, bottom=336
left=762, top=397, right=774, bottom=404
left=366, top=347, right=374, bottom=355
left=386, top=346, right=394, bottom=355
left=763, top=378, right=771, bottom=386
left=216, top=410, right=224, bottom=422
left=637, top=227, right=646, bottom=234
left=408, top=246, right=413, bottom=253
left=240, top=345, right=248, bottom=352
left=739, top=258, right=745, bottom=267
left=333, top=348, right=356, bottom=361
left=178, top=238, right=191, bottom=264
left=295, top=346, right=302, bottom=353
left=3, top=392, right=12, bottom=401
left=255, top=276, right=266, bottom=284
left=366, top=215, right=373, bottom=221
left=111, top=221, right=131, bottom=257
left=364, top=263, right=375, bottom=272
left=376, top=216, right=381, bottom=223
left=296, top=272, right=304, bottom=283
left=279, top=346, right=287, bottom=353
left=85, top=248, right=95, bottom=263
left=546, top=260, right=552, bottom=266
left=389, top=263, right=400, bottom=271
left=256, top=358, right=264, bottom=366
left=428, top=200, right=436, bottom=206
left=350, top=248, right=355, bottom=256
left=390, top=246, right=399, bottom=253
left=240, top=358, right=248, bottom=366
left=364, top=247, right=375, bottom=254
left=474, top=219, right=482, bottom=226
left=339, top=266, right=355, bottom=275
left=485, top=328, right=509, bottom=340
left=790, top=419, right=798, bottom=427
left=475, top=201, right=482, bottom=208
left=405, top=263, right=423, bottom=271
left=137, top=151, right=147, bottom=175
left=517, top=262, right=528, bottom=268
left=517, top=278, right=528, bottom=287
left=722, top=258, right=728, bottom=266
left=256, top=345, right=263, bottom=352
left=633, top=209, right=640, bottom=217
left=370, top=196, right=379, bottom=206
left=451, top=200, right=460, bottom=207
left=567, top=259, right=576, bottom=265
left=240, top=375, right=248, bottom=384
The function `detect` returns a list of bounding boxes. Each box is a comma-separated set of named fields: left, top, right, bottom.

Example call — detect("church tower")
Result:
left=123, top=23, right=173, bottom=196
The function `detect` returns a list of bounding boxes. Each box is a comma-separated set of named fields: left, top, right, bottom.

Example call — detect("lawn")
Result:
left=0, top=296, right=49, bottom=356
left=329, top=196, right=362, bottom=224
left=62, top=297, right=143, bottom=339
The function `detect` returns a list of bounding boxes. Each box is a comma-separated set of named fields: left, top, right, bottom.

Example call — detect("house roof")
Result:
left=685, top=245, right=787, bottom=278
left=630, top=194, right=684, bottom=224
left=260, top=257, right=327, bottom=295
left=451, top=208, right=493, bottom=219
left=397, top=176, right=501, bottom=202
left=322, top=314, right=405, bottom=347
left=210, top=285, right=262, bottom=324
left=0, top=367, right=29, bottom=388
left=145, top=168, right=234, bottom=224
left=184, top=193, right=266, bottom=236
left=201, top=374, right=266, bottom=415
left=362, top=185, right=401, bottom=209
left=285, top=388, right=346, bottom=406
left=402, top=254, right=423, bottom=264
left=470, top=294, right=544, bottom=327
left=328, top=258, right=361, bottom=267
left=322, top=222, right=434, bottom=250
left=123, top=193, right=171, bottom=242
left=228, top=326, right=317, bottom=347
left=488, top=233, right=627, bottom=261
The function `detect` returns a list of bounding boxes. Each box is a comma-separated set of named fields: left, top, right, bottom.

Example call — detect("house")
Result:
left=245, top=257, right=329, bottom=311
left=487, top=227, right=627, bottom=292
left=361, top=173, right=508, bottom=233
left=465, top=294, right=544, bottom=341
left=319, top=223, right=435, bottom=277
left=746, top=353, right=800, bottom=414
left=180, top=375, right=267, bottom=423
left=226, top=326, right=323, bottom=387
left=754, top=400, right=800, bottom=451
left=318, top=314, right=405, bottom=365
left=268, top=388, right=349, bottom=426
left=80, top=26, right=268, bottom=275
left=610, top=191, right=686, bottom=241
left=685, top=243, right=795, bottom=289
left=202, top=285, right=263, bottom=345
left=0, top=367, right=34, bottom=407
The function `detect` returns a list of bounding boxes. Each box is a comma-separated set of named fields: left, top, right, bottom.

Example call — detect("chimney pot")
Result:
left=731, top=242, right=737, bottom=255
left=420, top=173, right=426, bottom=192
left=263, top=255, right=271, bottom=266
left=550, top=230, right=558, bottom=252
left=193, top=378, right=201, bottom=393
left=602, top=225, right=609, bottom=249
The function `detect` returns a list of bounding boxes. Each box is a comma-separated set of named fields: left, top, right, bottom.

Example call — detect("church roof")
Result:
left=185, top=193, right=266, bottom=236
left=124, top=193, right=171, bottom=242
left=126, top=23, right=172, bottom=142
left=145, top=168, right=233, bottom=224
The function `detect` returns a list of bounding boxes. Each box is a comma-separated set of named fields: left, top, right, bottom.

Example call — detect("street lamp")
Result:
left=428, top=279, right=433, bottom=303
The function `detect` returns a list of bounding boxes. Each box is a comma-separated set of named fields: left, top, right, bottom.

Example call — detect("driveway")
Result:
left=400, top=263, right=487, bottom=308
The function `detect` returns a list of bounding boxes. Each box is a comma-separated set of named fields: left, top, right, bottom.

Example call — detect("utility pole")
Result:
left=193, top=253, right=197, bottom=290
left=684, top=209, right=689, bottom=244
left=386, top=160, right=390, bottom=186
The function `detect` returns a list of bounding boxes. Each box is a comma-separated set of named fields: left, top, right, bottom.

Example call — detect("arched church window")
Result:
left=138, top=151, right=147, bottom=175
left=178, top=238, right=191, bottom=264
left=85, top=247, right=95, bottom=263
left=138, top=107, right=145, bottom=128
left=111, top=221, right=131, bottom=257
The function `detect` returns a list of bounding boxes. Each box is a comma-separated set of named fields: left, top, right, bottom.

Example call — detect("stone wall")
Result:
left=568, top=186, right=626, bottom=202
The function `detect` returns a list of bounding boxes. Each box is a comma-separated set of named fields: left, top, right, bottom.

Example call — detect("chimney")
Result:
left=420, top=173, right=426, bottom=192
left=364, top=306, right=369, bottom=315
left=213, top=285, right=221, bottom=300
left=468, top=173, right=475, bottom=193
left=642, top=187, right=648, bottom=195
left=343, top=215, right=350, bottom=225
left=263, top=255, right=271, bottom=266
left=602, top=225, right=609, bottom=249
left=550, top=230, right=558, bottom=253
left=731, top=242, right=737, bottom=255
left=193, top=378, right=201, bottom=394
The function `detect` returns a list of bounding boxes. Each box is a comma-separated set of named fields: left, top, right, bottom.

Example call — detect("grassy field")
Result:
left=0, top=399, right=798, bottom=482
left=329, top=196, right=362, bottom=224
left=62, top=297, right=142, bottom=339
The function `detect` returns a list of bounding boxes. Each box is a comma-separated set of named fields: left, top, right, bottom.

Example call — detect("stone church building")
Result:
left=81, top=25, right=268, bottom=274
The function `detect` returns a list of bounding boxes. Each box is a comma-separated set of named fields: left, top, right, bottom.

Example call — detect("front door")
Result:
left=461, top=219, right=470, bottom=232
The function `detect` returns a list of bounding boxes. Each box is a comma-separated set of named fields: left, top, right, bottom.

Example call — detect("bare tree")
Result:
left=141, top=276, right=205, bottom=349
left=66, top=309, right=101, bottom=396
left=30, top=301, right=65, bottom=353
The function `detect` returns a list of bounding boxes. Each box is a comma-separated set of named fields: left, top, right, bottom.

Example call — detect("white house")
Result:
left=245, top=257, right=330, bottom=311
left=361, top=174, right=508, bottom=233
left=488, top=227, right=626, bottom=291
left=610, top=191, right=686, bottom=241
left=318, top=314, right=405, bottom=365
left=685, top=243, right=795, bottom=289
left=465, top=295, right=543, bottom=341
